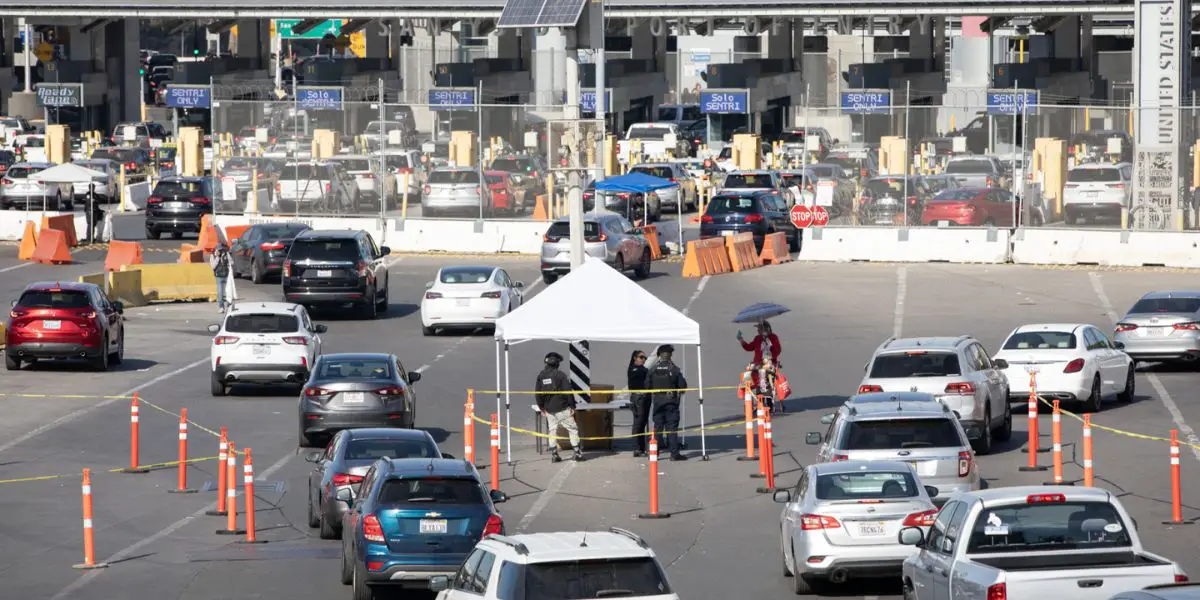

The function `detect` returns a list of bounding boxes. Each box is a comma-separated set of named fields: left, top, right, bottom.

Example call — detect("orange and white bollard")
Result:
left=751, top=398, right=767, bottom=479
left=465, top=389, right=476, bottom=465
left=637, top=431, right=670, bottom=519
left=169, top=408, right=196, bottom=494
left=1019, top=374, right=1047, bottom=472
left=240, top=448, right=266, bottom=543
left=737, top=384, right=757, bottom=462
left=1082, top=415, right=1094, bottom=488
left=1164, top=430, right=1194, bottom=525
left=217, top=442, right=245, bottom=535
left=72, top=469, right=109, bottom=570
left=489, top=414, right=500, bottom=491
left=123, top=393, right=149, bottom=473
left=757, top=409, right=776, bottom=493
left=1049, top=400, right=1064, bottom=484
left=206, top=428, right=229, bottom=516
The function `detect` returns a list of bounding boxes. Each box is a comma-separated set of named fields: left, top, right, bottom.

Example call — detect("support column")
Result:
left=1052, top=16, right=1081, bottom=59
left=0, top=19, right=16, bottom=115
left=534, top=27, right=566, bottom=108
left=360, top=23, right=389, bottom=62
left=909, top=16, right=946, bottom=70
left=766, top=19, right=792, bottom=68
left=497, top=29, right=521, bottom=62
left=1133, top=0, right=1190, bottom=229
left=232, top=19, right=269, bottom=68
left=1080, top=16, right=1094, bottom=72
left=104, top=18, right=139, bottom=128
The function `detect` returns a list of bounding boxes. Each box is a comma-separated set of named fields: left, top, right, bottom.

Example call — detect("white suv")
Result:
left=859, top=336, right=1012, bottom=455
left=431, top=529, right=678, bottom=600
left=208, top=302, right=326, bottom=396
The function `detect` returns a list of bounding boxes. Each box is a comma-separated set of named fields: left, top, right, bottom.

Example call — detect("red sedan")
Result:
left=921, top=187, right=1019, bottom=227
left=484, top=170, right=522, bottom=216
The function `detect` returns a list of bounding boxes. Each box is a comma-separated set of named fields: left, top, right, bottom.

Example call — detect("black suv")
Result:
left=282, top=230, right=391, bottom=318
left=145, top=177, right=215, bottom=239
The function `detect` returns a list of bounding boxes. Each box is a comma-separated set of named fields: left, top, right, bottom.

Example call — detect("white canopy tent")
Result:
left=493, top=257, right=708, bottom=461
left=34, top=162, right=106, bottom=184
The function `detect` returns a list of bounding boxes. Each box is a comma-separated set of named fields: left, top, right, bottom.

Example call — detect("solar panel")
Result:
left=498, top=0, right=588, bottom=28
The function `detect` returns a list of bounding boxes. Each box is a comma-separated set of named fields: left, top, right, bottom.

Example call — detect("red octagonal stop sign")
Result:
left=790, top=204, right=813, bottom=228
left=812, top=206, right=829, bottom=227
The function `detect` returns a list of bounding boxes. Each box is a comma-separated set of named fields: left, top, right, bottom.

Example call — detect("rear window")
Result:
left=840, top=418, right=964, bottom=450
left=153, top=181, right=205, bottom=197
left=809, top=166, right=836, bottom=178
left=966, top=501, right=1131, bottom=554
left=500, top=557, right=672, bottom=600
left=429, top=170, right=480, bottom=185
left=20, top=137, right=44, bottom=147
left=344, top=438, right=438, bottom=460
left=224, top=157, right=271, bottom=170
left=256, top=224, right=308, bottom=238
left=90, top=149, right=129, bottom=162
left=6, top=166, right=43, bottom=179
left=815, top=471, right=920, bottom=500
left=869, top=352, right=961, bottom=378
left=440, top=267, right=494, bottom=284
left=724, top=174, right=772, bottom=188
left=826, top=156, right=863, bottom=170
left=924, top=177, right=956, bottom=193
left=545, top=222, right=600, bottom=239
left=18, top=290, right=91, bottom=309
left=332, top=158, right=372, bottom=171
left=224, top=313, right=299, bottom=333
left=378, top=477, right=484, bottom=504
left=707, top=195, right=759, bottom=213
left=931, top=189, right=980, bottom=202
left=656, top=107, right=678, bottom=121
left=1003, top=331, right=1077, bottom=350
left=945, top=160, right=996, bottom=174
left=281, top=164, right=324, bottom=180
left=779, top=131, right=808, bottom=143
left=291, top=239, right=360, bottom=261
left=485, top=174, right=507, bottom=185
left=627, top=126, right=669, bottom=140
left=1067, top=168, right=1121, bottom=183
left=864, top=179, right=908, bottom=196
left=316, top=358, right=391, bottom=379
left=631, top=166, right=674, bottom=180
left=490, top=158, right=533, bottom=173
left=384, top=155, right=411, bottom=170
left=1129, top=298, right=1200, bottom=314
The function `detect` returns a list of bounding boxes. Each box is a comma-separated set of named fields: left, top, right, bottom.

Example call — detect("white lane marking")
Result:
left=1088, top=272, right=1200, bottom=461
left=682, top=275, right=709, bottom=316
left=0, top=262, right=32, bottom=273
left=517, top=460, right=576, bottom=532
left=0, top=356, right=210, bottom=454
left=414, top=365, right=430, bottom=373
left=893, top=266, right=907, bottom=338
left=50, top=449, right=296, bottom=599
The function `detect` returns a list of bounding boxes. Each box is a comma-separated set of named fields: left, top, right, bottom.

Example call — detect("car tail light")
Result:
left=356, top=260, right=369, bottom=276
left=700, top=214, right=714, bottom=225
left=124, top=162, right=137, bottom=171
left=10, top=308, right=28, bottom=318
left=799, top=514, right=841, bottom=530
left=958, top=451, right=973, bottom=477
left=260, top=241, right=285, bottom=251
left=213, top=336, right=239, bottom=345
left=256, top=171, right=267, bottom=179
left=1063, top=358, right=1085, bottom=373
left=585, top=233, right=608, bottom=243
left=324, top=183, right=331, bottom=195
left=1115, top=322, right=1137, bottom=332
left=1173, top=322, right=1200, bottom=331
left=331, top=473, right=364, bottom=487
left=482, top=514, right=503, bottom=539
left=481, top=291, right=502, bottom=299
left=362, top=173, right=375, bottom=179
left=1, top=178, right=12, bottom=186
left=146, top=195, right=162, bottom=204
left=1026, top=493, right=1066, bottom=503
left=397, top=167, right=412, bottom=174
left=425, top=291, right=443, bottom=299
left=376, top=386, right=405, bottom=396
left=1109, top=183, right=1126, bottom=189
left=831, top=453, right=848, bottom=462
left=1065, top=182, right=1078, bottom=189
left=861, top=169, right=868, bottom=178
left=944, top=382, right=975, bottom=395
left=283, top=336, right=308, bottom=345
left=985, top=177, right=994, bottom=187
left=192, top=196, right=211, bottom=206
left=858, top=384, right=882, bottom=393
left=275, top=182, right=282, bottom=193
left=744, top=213, right=764, bottom=224
left=366, top=561, right=384, bottom=571
left=908, top=196, right=918, bottom=205
left=362, top=515, right=385, bottom=543
left=903, top=509, right=940, bottom=527
left=282, top=260, right=292, bottom=277
left=1176, top=575, right=1190, bottom=583
left=82, top=311, right=97, bottom=320
left=304, top=387, right=331, bottom=397
left=987, top=583, right=1006, bottom=600
left=423, top=184, right=431, bottom=195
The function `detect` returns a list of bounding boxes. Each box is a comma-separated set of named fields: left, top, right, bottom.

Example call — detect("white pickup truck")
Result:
left=618, top=123, right=690, bottom=161
left=900, top=486, right=1185, bottom=600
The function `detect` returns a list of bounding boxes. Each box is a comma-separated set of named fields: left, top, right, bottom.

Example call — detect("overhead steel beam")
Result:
left=80, top=18, right=110, bottom=33
left=1031, top=15, right=1066, bottom=30
left=979, top=17, right=1011, bottom=33
left=339, top=18, right=374, bottom=34
left=290, top=18, right=328, bottom=36
left=206, top=18, right=238, bottom=33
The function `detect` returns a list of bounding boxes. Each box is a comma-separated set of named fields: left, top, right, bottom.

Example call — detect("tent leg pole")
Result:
left=679, top=346, right=687, bottom=449
left=697, top=344, right=708, bottom=461
left=495, top=340, right=502, bottom=455
left=504, top=343, right=513, bottom=464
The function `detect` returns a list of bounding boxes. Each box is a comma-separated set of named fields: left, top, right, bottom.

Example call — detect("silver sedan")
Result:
left=1113, top=291, right=1200, bottom=364
left=775, top=460, right=940, bottom=595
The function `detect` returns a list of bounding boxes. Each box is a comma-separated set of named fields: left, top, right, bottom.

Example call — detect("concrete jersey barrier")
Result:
left=798, top=226, right=1011, bottom=264
left=1011, top=228, right=1200, bottom=269
left=123, top=263, right=217, bottom=302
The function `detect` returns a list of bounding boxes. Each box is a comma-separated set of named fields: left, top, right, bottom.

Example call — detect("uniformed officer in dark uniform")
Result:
left=84, top=186, right=105, bottom=244
left=648, top=345, right=688, bottom=461
left=535, top=352, right=583, bottom=462
left=627, top=350, right=651, bottom=457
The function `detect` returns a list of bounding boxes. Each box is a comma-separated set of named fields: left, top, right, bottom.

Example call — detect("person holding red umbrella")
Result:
left=738, top=320, right=787, bottom=412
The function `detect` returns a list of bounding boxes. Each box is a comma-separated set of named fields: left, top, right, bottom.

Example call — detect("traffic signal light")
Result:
left=139, top=68, right=145, bottom=75
left=193, top=48, right=200, bottom=56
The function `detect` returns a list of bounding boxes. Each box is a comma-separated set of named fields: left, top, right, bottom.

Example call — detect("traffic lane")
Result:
left=0, top=237, right=185, bottom=303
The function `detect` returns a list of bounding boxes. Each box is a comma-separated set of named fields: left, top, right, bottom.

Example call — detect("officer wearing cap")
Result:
left=535, top=351, right=583, bottom=462
left=648, top=345, right=688, bottom=461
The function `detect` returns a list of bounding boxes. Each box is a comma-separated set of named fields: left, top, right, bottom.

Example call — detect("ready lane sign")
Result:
left=987, top=89, right=1039, bottom=115
left=581, top=89, right=612, bottom=114
left=35, top=83, right=82, bottom=108
left=165, top=85, right=211, bottom=109
left=840, top=90, right=891, bottom=114
left=428, top=88, right=477, bottom=111
left=296, top=86, right=344, bottom=111
left=700, top=89, right=749, bottom=114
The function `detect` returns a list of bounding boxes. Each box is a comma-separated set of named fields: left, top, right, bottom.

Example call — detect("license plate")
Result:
left=42, top=320, right=61, bottom=330
left=419, top=519, right=448, bottom=534
left=342, top=391, right=365, bottom=403
left=937, top=220, right=950, bottom=227
left=166, top=201, right=186, bottom=209
left=721, top=230, right=733, bottom=237
left=910, top=460, right=937, bottom=476
left=456, top=298, right=471, bottom=307
left=252, top=345, right=270, bottom=356
left=855, top=522, right=888, bottom=537
left=317, top=270, right=332, bottom=278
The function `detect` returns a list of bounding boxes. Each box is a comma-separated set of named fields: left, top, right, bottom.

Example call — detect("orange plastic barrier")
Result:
left=104, top=240, right=144, bottom=272
left=197, top=215, right=219, bottom=253
left=725, top=232, right=760, bottom=272
left=681, top=237, right=732, bottom=278
left=758, top=232, right=794, bottom=266
left=531, top=195, right=550, bottom=221
left=17, top=221, right=37, bottom=260
left=642, top=224, right=662, bottom=260
left=41, top=214, right=78, bottom=247
left=179, top=248, right=206, bottom=264
left=224, top=225, right=250, bottom=242
left=31, top=228, right=72, bottom=264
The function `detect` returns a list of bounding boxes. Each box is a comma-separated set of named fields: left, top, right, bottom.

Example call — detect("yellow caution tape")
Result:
left=0, top=393, right=226, bottom=440
left=470, top=412, right=746, bottom=441
left=1036, top=395, right=1200, bottom=450
left=0, top=455, right=222, bottom=485
left=473, top=385, right=741, bottom=396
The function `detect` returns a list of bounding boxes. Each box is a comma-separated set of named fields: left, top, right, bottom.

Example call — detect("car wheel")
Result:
left=361, top=293, right=378, bottom=320
left=340, top=540, right=354, bottom=585
left=307, top=488, right=320, bottom=528
left=902, top=580, right=917, bottom=600
left=251, top=259, right=265, bottom=284
left=352, top=562, right=374, bottom=600
left=5, top=354, right=19, bottom=370
left=782, top=536, right=793, bottom=577
left=210, top=372, right=227, bottom=396
left=1084, top=375, right=1102, bottom=413
left=422, top=325, right=435, bottom=336
left=635, top=249, right=651, bottom=279
left=91, top=338, right=109, bottom=372
left=319, top=513, right=338, bottom=540
left=109, top=331, right=124, bottom=366
left=613, top=254, right=625, bottom=274
left=791, top=556, right=814, bottom=595
left=994, top=397, right=1013, bottom=442
left=1118, top=367, right=1135, bottom=403
left=542, top=273, right=558, bottom=285
left=171, top=231, right=183, bottom=240
left=298, top=428, right=314, bottom=448
left=146, top=227, right=160, bottom=240
left=972, top=407, right=993, bottom=455
left=375, top=283, right=388, bottom=311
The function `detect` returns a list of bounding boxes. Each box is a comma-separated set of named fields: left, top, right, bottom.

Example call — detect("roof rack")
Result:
left=609, top=527, right=649, bottom=548
left=486, top=534, right=529, bottom=555
left=953, top=335, right=972, bottom=346
left=880, top=336, right=897, bottom=349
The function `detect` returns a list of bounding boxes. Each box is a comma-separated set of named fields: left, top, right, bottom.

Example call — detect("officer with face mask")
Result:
left=648, top=345, right=687, bottom=461
left=535, top=352, right=583, bottom=462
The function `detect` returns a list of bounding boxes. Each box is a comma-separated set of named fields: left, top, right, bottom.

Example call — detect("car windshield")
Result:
left=1003, top=331, right=1077, bottom=350
left=627, top=127, right=670, bottom=140
left=631, top=166, right=674, bottom=180
left=384, top=155, right=411, bottom=170
left=1067, top=168, right=1122, bottom=183
left=841, top=418, right=963, bottom=450
left=20, top=137, right=45, bottom=147
left=966, top=501, right=1132, bottom=554
left=224, top=313, right=299, bottom=333
left=429, top=170, right=480, bottom=184
left=502, top=557, right=673, bottom=600
left=344, top=438, right=437, bottom=460
left=707, top=195, right=758, bottom=213
left=153, top=181, right=205, bottom=197
left=657, top=107, right=679, bottom=120
left=869, top=352, right=961, bottom=377
left=440, top=267, right=494, bottom=284
left=545, top=222, right=601, bottom=238
left=1129, top=298, right=1200, bottom=314
left=377, top=477, right=483, bottom=504
left=6, top=166, right=43, bottom=179
left=931, top=189, right=980, bottom=202
left=724, top=174, right=772, bottom=188
left=281, top=164, right=324, bottom=180
left=18, top=289, right=90, bottom=309
left=815, top=471, right=920, bottom=500
left=290, top=239, right=360, bottom=261
left=779, top=131, right=808, bottom=143
left=945, top=160, right=995, bottom=174
left=333, top=158, right=373, bottom=172
left=316, top=359, right=391, bottom=379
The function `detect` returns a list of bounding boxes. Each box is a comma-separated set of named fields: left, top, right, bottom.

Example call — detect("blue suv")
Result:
left=338, top=457, right=508, bottom=599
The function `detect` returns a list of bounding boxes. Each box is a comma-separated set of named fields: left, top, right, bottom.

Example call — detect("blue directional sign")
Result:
left=165, top=85, right=211, bottom=109
left=581, top=89, right=612, bottom=114
left=296, top=86, right=344, bottom=111
left=428, top=88, right=477, bottom=111
left=840, top=90, right=891, bottom=114
left=700, top=89, right=750, bottom=114
left=987, top=89, right=1039, bottom=115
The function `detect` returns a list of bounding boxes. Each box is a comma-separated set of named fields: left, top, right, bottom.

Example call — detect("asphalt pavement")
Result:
left=1, top=240, right=1200, bottom=599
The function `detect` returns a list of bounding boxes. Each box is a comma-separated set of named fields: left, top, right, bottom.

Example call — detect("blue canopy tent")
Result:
left=593, top=172, right=683, bottom=249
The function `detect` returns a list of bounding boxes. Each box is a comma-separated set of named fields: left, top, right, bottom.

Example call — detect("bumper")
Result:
left=423, top=197, right=481, bottom=211
left=421, top=302, right=505, bottom=327
left=795, top=553, right=916, bottom=580
left=283, top=284, right=369, bottom=305
left=1064, top=202, right=1123, bottom=217
left=364, top=562, right=461, bottom=587
left=146, top=215, right=204, bottom=231
left=3, top=194, right=63, bottom=208
left=541, top=247, right=609, bottom=273
left=6, top=341, right=101, bottom=359
left=1114, top=335, right=1200, bottom=362
left=301, top=411, right=408, bottom=434
left=214, top=362, right=307, bottom=384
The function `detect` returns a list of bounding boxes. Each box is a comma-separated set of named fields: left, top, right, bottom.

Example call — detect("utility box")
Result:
left=311, top=129, right=338, bottom=160
left=879, top=136, right=910, bottom=176
left=603, top=135, right=618, bottom=176
left=449, top=130, right=478, bottom=168
left=1037, top=138, right=1067, bottom=218
left=732, top=134, right=761, bottom=170
left=179, top=127, right=204, bottom=177
left=46, top=125, right=71, bottom=164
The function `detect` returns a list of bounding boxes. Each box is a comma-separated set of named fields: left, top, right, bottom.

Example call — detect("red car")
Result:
left=484, top=170, right=522, bottom=216
left=921, top=187, right=1019, bottom=227
left=5, top=282, right=125, bottom=371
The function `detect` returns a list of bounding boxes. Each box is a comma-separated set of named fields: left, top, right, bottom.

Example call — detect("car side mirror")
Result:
left=898, top=526, right=925, bottom=546
left=425, top=281, right=434, bottom=290
left=379, top=246, right=391, bottom=257
left=440, top=452, right=455, bottom=459
left=313, top=324, right=328, bottom=334
left=304, top=451, right=323, bottom=463
left=409, top=372, right=421, bottom=383
left=9, top=300, right=15, bottom=307
left=1114, top=341, right=1126, bottom=350
left=514, top=281, right=525, bottom=288
left=924, top=485, right=940, bottom=498
left=429, top=575, right=450, bottom=593
left=993, top=359, right=1009, bottom=370
left=112, top=301, right=124, bottom=314
left=207, top=324, right=221, bottom=334
left=773, top=489, right=792, bottom=503
left=335, top=487, right=354, bottom=504
left=819, top=413, right=835, bottom=425
left=490, top=489, right=508, bottom=503
left=805, top=432, right=822, bottom=445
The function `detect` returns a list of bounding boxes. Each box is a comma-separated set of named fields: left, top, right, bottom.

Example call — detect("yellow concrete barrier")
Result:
left=124, top=263, right=217, bottom=302
left=78, top=272, right=106, bottom=288
left=107, top=269, right=147, bottom=307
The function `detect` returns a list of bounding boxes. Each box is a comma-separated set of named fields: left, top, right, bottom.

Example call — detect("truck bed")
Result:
left=972, top=551, right=1168, bottom=572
